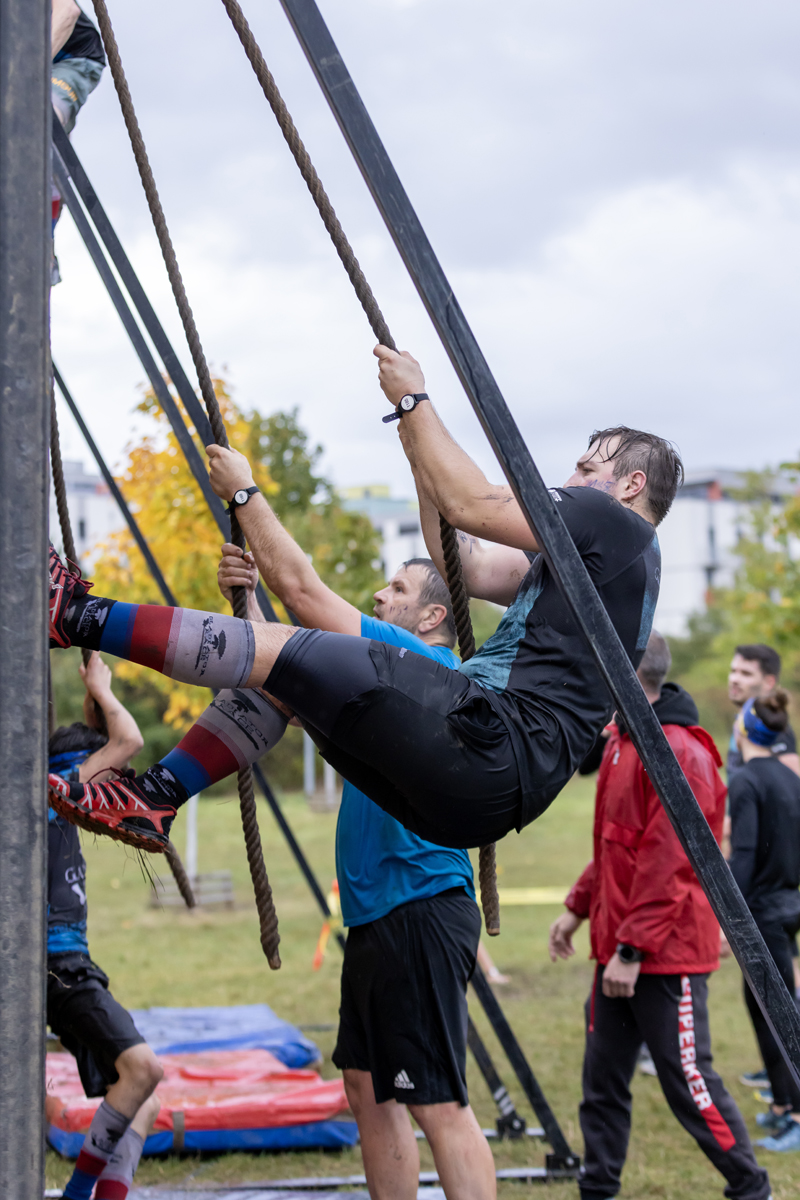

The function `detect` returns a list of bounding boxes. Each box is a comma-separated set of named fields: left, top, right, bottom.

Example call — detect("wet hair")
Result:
left=401, top=558, right=457, bottom=648
left=637, top=629, right=672, bottom=695
left=735, top=643, right=782, bottom=680
left=588, top=426, right=684, bottom=525
left=752, top=689, right=790, bottom=734
left=49, top=722, right=108, bottom=759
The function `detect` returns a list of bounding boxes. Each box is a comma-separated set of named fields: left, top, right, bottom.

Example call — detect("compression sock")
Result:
left=95, top=1128, right=145, bottom=1200
left=62, top=1100, right=131, bottom=1200
left=135, top=689, right=288, bottom=808
left=62, top=595, right=256, bottom=689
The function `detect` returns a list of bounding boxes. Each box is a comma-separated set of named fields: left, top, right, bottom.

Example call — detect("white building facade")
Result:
left=49, top=459, right=122, bottom=566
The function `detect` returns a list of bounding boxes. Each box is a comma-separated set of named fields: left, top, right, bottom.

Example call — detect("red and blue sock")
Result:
left=63, top=595, right=256, bottom=690
left=63, top=1100, right=130, bottom=1200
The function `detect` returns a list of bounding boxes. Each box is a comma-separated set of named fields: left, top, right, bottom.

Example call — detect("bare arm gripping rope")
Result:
left=50, top=388, right=196, bottom=909
left=91, top=0, right=279, bottom=966
left=218, top=0, right=499, bottom=935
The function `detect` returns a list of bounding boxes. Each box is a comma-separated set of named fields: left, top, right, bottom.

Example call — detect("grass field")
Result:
left=45, top=776, right=796, bottom=1198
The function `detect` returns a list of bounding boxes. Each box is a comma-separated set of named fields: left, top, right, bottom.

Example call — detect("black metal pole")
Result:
left=53, top=364, right=179, bottom=606
left=52, top=118, right=215, bottom=448
left=277, top=0, right=800, bottom=1082
left=470, top=966, right=577, bottom=1166
left=0, top=0, right=50, bottom=1194
left=51, top=148, right=277, bottom=622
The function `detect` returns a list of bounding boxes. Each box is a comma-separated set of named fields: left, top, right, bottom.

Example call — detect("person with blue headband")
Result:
left=730, top=689, right=800, bottom=1153
left=49, top=652, right=163, bottom=1200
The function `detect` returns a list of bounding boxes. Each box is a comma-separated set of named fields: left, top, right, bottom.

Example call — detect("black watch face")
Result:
left=234, top=489, right=249, bottom=506
left=400, top=394, right=416, bottom=411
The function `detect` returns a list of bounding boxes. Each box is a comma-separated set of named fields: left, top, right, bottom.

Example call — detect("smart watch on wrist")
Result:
left=616, top=943, right=645, bottom=964
left=382, top=392, right=430, bottom=423
left=226, top=485, right=260, bottom=515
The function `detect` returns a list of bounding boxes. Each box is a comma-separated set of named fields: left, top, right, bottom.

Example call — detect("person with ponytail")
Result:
left=730, top=690, right=800, bottom=1152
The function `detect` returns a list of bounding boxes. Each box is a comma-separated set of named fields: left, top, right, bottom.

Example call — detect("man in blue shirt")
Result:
left=217, top=529, right=495, bottom=1200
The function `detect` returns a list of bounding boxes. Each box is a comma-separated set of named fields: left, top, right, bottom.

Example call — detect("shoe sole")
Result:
left=48, top=786, right=169, bottom=855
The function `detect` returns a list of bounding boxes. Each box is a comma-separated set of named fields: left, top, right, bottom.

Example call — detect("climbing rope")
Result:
left=91, top=0, right=280, bottom=966
left=219, top=0, right=499, bottom=935
left=49, top=388, right=196, bottom=909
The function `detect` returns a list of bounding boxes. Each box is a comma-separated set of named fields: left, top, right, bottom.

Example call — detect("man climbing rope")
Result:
left=48, top=651, right=162, bottom=1199
left=549, top=632, right=771, bottom=1200
left=50, top=1, right=106, bottom=283
left=47, top=346, right=680, bottom=855
left=217, top=540, right=495, bottom=1199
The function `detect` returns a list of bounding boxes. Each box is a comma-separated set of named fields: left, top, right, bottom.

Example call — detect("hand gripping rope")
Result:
left=49, top=388, right=196, bottom=910
left=217, top=0, right=501, bottom=936
left=90, top=0, right=279, bottom=966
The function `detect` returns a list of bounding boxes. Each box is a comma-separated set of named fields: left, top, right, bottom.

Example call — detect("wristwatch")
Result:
left=382, top=393, right=430, bottom=424
left=616, top=942, right=645, bottom=964
left=226, top=485, right=260, bottom=515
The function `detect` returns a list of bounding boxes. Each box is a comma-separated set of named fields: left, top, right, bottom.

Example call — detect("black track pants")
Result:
left=579, top=969, right=770, bottom=1200
left=743, top=914, right=800, bottom=1111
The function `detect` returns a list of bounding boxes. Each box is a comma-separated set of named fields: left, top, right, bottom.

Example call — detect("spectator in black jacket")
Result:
left=730, top=690, right=800, bottom=1153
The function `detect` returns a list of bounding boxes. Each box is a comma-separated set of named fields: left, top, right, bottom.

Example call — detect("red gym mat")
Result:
left=46, top=1048, right=349, bottom=1134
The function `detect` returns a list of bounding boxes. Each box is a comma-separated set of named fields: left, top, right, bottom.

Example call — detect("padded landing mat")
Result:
left=128, top=1005, right=321, bottom=1068
left=46, top=1050, right=357, bottom=1156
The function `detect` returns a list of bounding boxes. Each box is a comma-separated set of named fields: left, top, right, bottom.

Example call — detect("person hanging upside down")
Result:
left=47, top=345, right=682, bottom=856
left=48, top=652, right=162, bottom=1200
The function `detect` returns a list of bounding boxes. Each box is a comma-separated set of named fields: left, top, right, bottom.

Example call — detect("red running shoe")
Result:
left=48, top=771, right=175, bottom=854
left=49, top=543, right=93, bottom=649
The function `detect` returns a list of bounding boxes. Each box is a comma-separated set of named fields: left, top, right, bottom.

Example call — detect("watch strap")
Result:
left=615, top=942, right=645, bottom=963
left=382, top=393, right=430, bottom=424
left=226, top=485, right=260, bottom=515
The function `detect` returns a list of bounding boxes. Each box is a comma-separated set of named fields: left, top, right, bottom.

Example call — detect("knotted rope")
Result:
left=220, top=0, right=499, bottom=935
left=50, top=388, right=196, bottom=908
left=91, top=0, right=279, bottom=966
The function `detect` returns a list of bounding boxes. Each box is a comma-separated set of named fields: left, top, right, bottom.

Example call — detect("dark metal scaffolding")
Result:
left=0, top=0, right=51, bottom=1195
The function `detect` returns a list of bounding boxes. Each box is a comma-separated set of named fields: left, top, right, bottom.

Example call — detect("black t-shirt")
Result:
left=729, top=757, right=800, bottom=923
left=727, top=722, right=797, bottom=781
left=460, top=487, right=660, bottom=823
left=53, top=10, right=106, bottom=65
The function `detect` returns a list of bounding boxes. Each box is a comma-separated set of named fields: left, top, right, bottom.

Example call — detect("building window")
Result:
left=399, top=523, right=420, bottom=536
left=78, top=519, right=86, bottom=541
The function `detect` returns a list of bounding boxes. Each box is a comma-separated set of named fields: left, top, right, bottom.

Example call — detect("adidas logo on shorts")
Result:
left=394, top=1069, right=415, bottom=1090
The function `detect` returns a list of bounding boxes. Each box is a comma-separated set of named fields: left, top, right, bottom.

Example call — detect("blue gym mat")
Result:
left=48, top=1120, right=360, bottom=1158
left=128, top=1005, right=321, bottom=1068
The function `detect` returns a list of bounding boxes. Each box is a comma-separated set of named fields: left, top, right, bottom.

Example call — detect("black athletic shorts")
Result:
left=47, top=953, right=145, bottom=1097
left=266, top=628, right=524, bottom=848
left=332, top=887, right=481, bottom=1106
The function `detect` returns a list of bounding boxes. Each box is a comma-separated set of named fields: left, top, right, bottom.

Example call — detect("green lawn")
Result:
left=46, top=778, right=796, bottom=1198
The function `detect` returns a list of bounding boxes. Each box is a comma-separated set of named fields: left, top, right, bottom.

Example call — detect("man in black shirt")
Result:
left=730, top=693, right=800, bottom=1152
left=46, top=346, right=682, bottom=856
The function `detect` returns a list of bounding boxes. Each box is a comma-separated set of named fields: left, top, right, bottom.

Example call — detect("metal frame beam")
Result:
left=277, top=0, right=800, bottom=1081
left=0, top=0, right=51, bottom=1194
left=51, top=142, right=279, bottom=622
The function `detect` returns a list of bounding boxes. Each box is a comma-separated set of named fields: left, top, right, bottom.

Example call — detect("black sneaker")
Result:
left=48, top=770, right=174, bottom=854
left=49, top=544, right=93, bottom=649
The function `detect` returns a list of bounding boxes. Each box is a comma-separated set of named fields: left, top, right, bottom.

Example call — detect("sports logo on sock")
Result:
left=393, top=1069, right=415, bottom=1090
left=194, top=617, right=227, bottom=677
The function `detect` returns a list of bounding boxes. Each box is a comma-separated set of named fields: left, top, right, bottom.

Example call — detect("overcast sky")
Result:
left=51, top=0, right=800, bottom=497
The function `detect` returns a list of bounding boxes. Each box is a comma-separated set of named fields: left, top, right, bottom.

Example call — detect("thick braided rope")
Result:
left=439, top=518, right=500, bottom=936
left=219, top=0, right=394, bottom=351
left=90, top=0, right=280, bottom=966
left=50, top=390, right=197, bottom=906
left=220, top=0, right=500, bottom=936
left=164, top=841, right=197, bottom=909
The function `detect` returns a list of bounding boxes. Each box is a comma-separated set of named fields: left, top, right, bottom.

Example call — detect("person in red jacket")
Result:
left=549, top=631, right=770, bottom=1200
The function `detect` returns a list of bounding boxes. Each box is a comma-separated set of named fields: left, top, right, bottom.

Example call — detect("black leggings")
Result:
left=265, top=628, right=523, bottom=848
left=744, top=914, right=800, bottom=1111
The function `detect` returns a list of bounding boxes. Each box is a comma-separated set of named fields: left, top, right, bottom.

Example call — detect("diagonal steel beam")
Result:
left=51, top=145, right=277, bottom=621
left=276, top=0, right=800, bottom=1081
